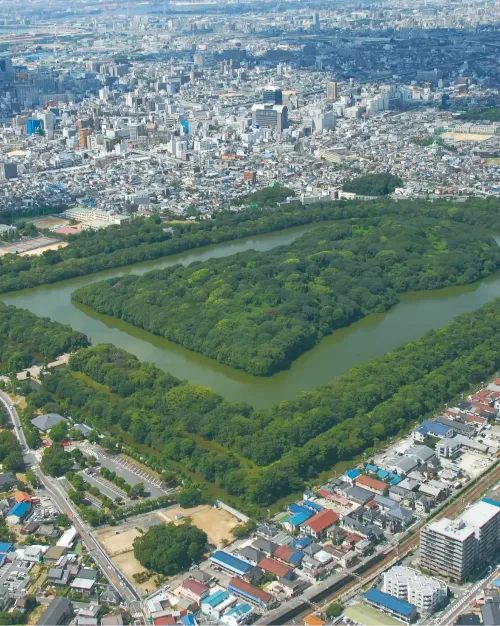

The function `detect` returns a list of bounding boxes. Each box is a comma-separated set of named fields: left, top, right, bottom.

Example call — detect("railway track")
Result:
left=294, top=461, right=500, bottom=621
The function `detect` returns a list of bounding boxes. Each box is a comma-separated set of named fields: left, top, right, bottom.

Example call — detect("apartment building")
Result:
left=420, top=518, right=476, bottom=582
left=383, top=566, right=447, bottom=616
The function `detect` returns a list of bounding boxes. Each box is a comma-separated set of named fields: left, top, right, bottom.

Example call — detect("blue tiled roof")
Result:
left=226, top=603, right=253, bottom=617
left=365, top=588, right=416, bottom=617
left=7, top=502, right=30, bottom=518
left=288, top=551, right=303, bottom=564
left=345, top=468, right=361, bottom=480
left=483, top=497, right=500, bottom=508
left=303, top=500, right=324, bottom=512
left=0, top=542, right=13, bottom=553
left=202, top=590, right=229, bottom=607
left=390, top=476, right=402, bottom=485
left=287, top=511, right=312, bottom=526
left=289, top=503, right=312, bottom=516
left=180, top=615, right=196, bottom=626
left=210, top=551, right=252, bottom=574
left=418, top=420, right=451, bottom=437
left=377, top=469, right=389, bottom=479
left=365, top=464, right=378, bottom=473
left=291, top=536, right=312, bottom=549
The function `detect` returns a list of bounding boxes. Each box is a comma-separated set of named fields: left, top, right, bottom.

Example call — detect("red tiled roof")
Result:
left=154, top=618, right=176, bottom=626
left=354, top=475, right=387, bottom=491
left=229, top=577, right=272, bottom=604
left=301, top=509, right=339, bottom=533
left=274, top=545, right=294, bottom=561
left=258, top=557, right=292, bottom=578
left=344, top=533, right=362, bottom=543
left=182, top=579, right=208, bottom=596
left=318, top=489, right=334, bottom=499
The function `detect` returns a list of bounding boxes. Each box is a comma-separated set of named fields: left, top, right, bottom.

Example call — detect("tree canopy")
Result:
left=133, top=522, right=207, bottom=575
left=458, top=107, right=500, bottom=121
left=40, top=443, right=73, bottom=477
left=342, top=173, right=403, bottom=195
left=72, top=217, right=500, bottom=375
left=0, top=302, right=88, bottom=374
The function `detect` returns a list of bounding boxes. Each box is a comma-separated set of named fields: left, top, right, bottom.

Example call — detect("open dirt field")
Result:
left=19, top=241, right=68, bottom=257
left=95, top=505, right=239, bottom=596
left=156, top=504, right=239, bottom=547
left=31, top=216, right=70, bottom=229
left=442, top=131, right=492, bottom=142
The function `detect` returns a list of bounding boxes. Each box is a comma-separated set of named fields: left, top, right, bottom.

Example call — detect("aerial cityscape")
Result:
left=2, top=0, right=500, bottom=625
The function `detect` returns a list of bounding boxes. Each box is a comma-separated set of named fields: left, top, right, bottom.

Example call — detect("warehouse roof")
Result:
left=365, top=588, right=416, bottom=617
left=210, top=550, right=252, bottom=574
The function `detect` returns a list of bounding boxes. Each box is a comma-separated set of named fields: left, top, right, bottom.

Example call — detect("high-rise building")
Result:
left=0, top=162, right=17, bottom=181
left=420, top=518, right=477, bottom=582
left=263, top=87, right=283, bottom=105
left=383, top=567, right=447, bottom=616
left=327, top=81, right=338, bottom=100
left=251, top=104, right=288, bottom=132
left=461, top=500, right=500, bottom=563
left=420, top=499, right=500, bottom=583
left=79, top=128, right=91, bottom=150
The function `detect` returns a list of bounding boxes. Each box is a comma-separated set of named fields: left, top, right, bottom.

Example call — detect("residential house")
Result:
left=274, top=545, right=303, bottom=566
left=413, top=420, right=454, bottom=442
left=38, top=597, right=73, bottom=626
left=177, top=579, right=209, bottom=604
left=238, top=547, right=265, bottom=566
left=252, top=539, right=278, bottom=557
left=48, top=567, right=70, bottom=586
left=300, top=509, right=339, bottom=539
left=354, top=475, right=388, bottom=496
left=343, top=485, right=375, bottom=505
left=71, top=568, right=98, bottom=594
left=258, top=558, right=294, bottom=580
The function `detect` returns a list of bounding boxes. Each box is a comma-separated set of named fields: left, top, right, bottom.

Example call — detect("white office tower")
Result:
left=383, top=566, right=447, bottom=616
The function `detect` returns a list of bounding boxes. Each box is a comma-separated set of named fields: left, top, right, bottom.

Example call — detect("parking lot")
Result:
left=78, top=443, right=168, bottom=499
left=0, top=558, right=33, bottom=597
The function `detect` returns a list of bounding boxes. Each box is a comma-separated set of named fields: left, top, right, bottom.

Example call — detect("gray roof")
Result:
left=405, top=445, right=436, bottom=463
left=31, top=413, right=67, bottom=432
left=386, top=505, right=413, bottom=521
left=373, top=495, right=396, bottom=509
left=344, top=485, right=374, bottom=504
left=77, top=568, right=98, bottom=580
left=38, top=596, right=72, bottom=626
left=434, top=416, right=475, bottom=436
left=189, top=569, right=212, bottom=584
left=393, top=457, right=419, bottom=473
left=303, top=543, right=322, bottom=556
left=253, top=538, right=278, bottom=554
left=238, top=546, right=265, bottom=563
left=0, top=473, right=17, bottom=487
left=482, top=602, right=500, bottom=626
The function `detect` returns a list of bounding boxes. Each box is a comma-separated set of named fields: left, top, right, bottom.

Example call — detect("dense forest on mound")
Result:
left=26, top=292, right=500, bottom=508
left=71, top=217, right=500, bottom=375
left=458, top=107, right=500, bottom=121
left=0, top=302, right=89, bottom=374
left=342, top=173, right=403, bottom=196
left=3, top=195, right=500, bottom=294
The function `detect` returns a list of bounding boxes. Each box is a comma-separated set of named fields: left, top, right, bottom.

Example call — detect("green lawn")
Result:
left=344, top=603, right=404, bottom=626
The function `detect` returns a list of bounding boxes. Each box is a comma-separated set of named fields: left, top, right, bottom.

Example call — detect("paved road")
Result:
left=434, top=565, right=500, bottom=625
left=0, top=390, right=146, bottom=622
